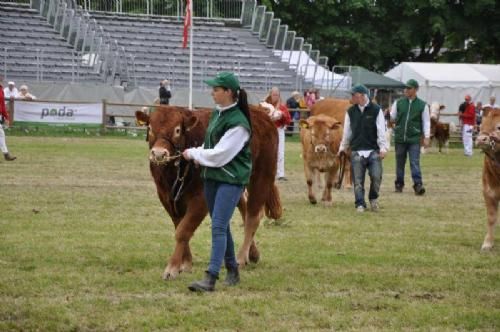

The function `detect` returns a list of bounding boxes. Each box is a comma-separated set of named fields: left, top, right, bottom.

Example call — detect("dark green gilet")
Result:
left=394, top=97, right=426, bottom=144
left=347, top=102, right=380, bottom=151
left=202, top=106, right=252, bottom=185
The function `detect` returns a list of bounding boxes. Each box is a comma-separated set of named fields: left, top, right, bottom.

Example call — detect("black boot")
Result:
left=188, top=271, right=217, bottom=292
left=413, top=183, right=426, bottom=196
left=4, top=152, right=16, bottom=161
left=224, top=265, right=240, bottom=286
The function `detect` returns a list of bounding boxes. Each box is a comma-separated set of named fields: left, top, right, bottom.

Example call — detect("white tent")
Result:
left=385, top=62, right=500, bottom=115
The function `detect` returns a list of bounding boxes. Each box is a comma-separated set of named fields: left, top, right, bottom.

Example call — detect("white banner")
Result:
left=14, top=101, right=102, bottom=126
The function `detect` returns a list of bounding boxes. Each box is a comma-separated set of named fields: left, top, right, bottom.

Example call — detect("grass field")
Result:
left=1, top=136, right=499, bottom=331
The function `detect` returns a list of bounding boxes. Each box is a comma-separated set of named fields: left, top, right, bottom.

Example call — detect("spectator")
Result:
left=0, top=78, right=16, bottom=161
left=305, top=88, right=316, bottom=108
left=159, top=79, right=171, bottom=105
left=18, top=85, right=36, bottom=100
left=390, top=79, right=430, bottom=195
left=314, top=88, right=324, bottom=102
left=286, top=91, right=301, bottom=133
left=459, top=94, right=476, bottom=157
left=263, top=87, right=291, bottom=181
left=475, top=101, right=483, bottom=129
left=182, top=71, right=251, bottom=292
left=3, top=81, right=18, bottom=100
left=483, top=95, right=499, bottom=109
left=457, top=95, right=470, bottom=127
left=339, top=84, right=388, bottom=212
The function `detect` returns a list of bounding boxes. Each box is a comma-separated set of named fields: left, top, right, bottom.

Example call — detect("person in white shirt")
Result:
left=339, top=84, right=388, bottom=212
left=18, top=85, right=36, bottom=100
left=482, top=95, right=499, bottom=110
left=3, top=81, right=19, bottom=100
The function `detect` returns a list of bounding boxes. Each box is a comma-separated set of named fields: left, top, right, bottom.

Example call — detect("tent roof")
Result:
left=351, top=66, right=406, bottom=89
left=385, top=62, right=500, bottom=87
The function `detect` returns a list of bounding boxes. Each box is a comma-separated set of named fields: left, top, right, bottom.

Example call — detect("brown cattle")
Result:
left=430, top=118, right=451, bottom=153
left=475, top=108, right=500, bottom=250
left=135, top=105, right=282, bottom=279
left=299, top=114, right=343, bottom=205
left=310, top=98, right=352, bottom=187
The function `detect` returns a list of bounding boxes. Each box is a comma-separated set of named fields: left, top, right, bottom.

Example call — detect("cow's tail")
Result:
left=265, top=184, right=283, bottom=220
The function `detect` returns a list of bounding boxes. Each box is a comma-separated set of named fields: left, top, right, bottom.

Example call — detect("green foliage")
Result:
left=0, top=137, right=499, bottom=330
left=266, top=0, right=500, bottom=72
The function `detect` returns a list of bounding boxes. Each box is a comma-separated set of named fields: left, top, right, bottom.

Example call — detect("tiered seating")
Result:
left=0, top=2, right=102, bottom=83
left=90, top=12, right=298, bottom=91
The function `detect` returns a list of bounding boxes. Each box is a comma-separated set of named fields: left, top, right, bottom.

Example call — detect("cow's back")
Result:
left=310, top=98, right=351, bottom=125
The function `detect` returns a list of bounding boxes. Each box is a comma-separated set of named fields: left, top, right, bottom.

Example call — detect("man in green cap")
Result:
left=390, top=79, right=430, bottom=195
left=339, top=84, right=388, bottom=212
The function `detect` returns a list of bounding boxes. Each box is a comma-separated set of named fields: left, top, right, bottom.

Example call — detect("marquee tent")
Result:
left=385, top=62, right=500, bottom=114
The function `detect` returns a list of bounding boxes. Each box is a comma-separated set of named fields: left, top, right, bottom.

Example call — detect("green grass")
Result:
left=1, top=136, right=499, bottom=331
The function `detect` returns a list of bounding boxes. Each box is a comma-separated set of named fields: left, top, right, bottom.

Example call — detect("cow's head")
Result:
left=135, top=106, right=199, bottom=165
left=300, top=114, right=342, bottom=154
left=476, top=108, right=500, bottom=154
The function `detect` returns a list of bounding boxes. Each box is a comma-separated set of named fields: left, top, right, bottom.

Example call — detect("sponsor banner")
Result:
left=14, top=101, right=102, bottom=126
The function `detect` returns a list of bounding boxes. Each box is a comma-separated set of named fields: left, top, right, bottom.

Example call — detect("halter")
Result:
left=482, top=134, right=500, bottom=167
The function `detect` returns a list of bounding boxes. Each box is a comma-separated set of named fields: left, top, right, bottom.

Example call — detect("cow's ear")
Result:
left=184, top=112, right=199, bottom=132
left=135, top=110, right=150, bottom=126
left=299, top=119, right=310, bottom=129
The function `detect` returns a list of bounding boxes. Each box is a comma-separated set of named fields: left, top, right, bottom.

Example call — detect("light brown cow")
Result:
left=299, top=114, right=343, bottom=205
left=475, top=107, right=500, bottom=250
left=310, top=98, right=352, bottom=187
left=135, top=105, right=282, bottom=279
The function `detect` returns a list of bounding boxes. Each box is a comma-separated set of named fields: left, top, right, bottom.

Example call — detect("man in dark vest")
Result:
left=390, top=79, right=430, bottom=195
left=339, top=84, right=388, bottom=212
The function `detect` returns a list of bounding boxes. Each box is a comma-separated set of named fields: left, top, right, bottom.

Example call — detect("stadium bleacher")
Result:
left=0, top=1, right=301, bottom=93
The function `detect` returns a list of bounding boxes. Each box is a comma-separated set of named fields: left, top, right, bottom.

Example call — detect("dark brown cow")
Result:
left=430, top=118, right=451, bottom=153
left=136, top=105, right=282, bottom=279
left=299, top=114, right=343, bottom=205
left=475, top=108, right=500, bottom=251
left=310, top=98, right=352, bottom=188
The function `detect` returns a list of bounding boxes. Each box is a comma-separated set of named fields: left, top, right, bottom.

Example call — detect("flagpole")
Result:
left=188, top=0, right=193, bottom=110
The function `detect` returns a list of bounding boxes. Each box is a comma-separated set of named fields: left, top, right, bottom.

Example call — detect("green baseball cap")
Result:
left=405, top=79, right=419, bottom=89
left=351, top=84, right=370, bottom=95
left=204, top=71, right=240, bottom=91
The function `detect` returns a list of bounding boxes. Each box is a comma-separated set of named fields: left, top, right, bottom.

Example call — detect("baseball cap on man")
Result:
left=350, top=84, right=369, bottom=96
left=8, top=81, right=15, bottom=86
left=204, top=72, right=240, bottom=91
left=405, top=79, right=419, bottom=89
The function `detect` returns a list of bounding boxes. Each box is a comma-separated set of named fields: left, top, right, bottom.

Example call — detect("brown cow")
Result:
left=135, top=105, right=282, bottom=279
left=475, top=108, right=500, bottom=251
left=310, top=98, right=352, bottom=187
left=299, top=114, right=343, bottom=205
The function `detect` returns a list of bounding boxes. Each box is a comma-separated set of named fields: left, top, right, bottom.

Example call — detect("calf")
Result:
left=299, top=114, right=343, bottom=205
left=475, top=108, right=500, bottom=250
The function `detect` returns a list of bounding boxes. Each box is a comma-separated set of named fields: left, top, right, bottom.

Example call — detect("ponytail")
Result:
left=234, top=88, right=252, bottom=132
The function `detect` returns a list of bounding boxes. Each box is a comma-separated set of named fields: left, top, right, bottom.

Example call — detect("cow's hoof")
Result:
left=249, top=245, right=260, bottom=263
left=309, top=197, right=317, bottom=204
left=481, top=243, right=493, bottom=251
left=162, top=265, right=180, bottom=280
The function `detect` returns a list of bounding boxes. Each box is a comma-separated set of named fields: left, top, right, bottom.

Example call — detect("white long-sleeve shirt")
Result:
left=339, top=97, right=388, bottom=157
left=3, top=87, right=18, bottom=99
left=390, top=98, right=430, bottom=138
left=185, top=103, right=250, bottom=167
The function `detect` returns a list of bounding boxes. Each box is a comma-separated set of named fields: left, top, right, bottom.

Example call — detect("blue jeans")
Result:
left=351, top=151, right=383, bottom=208
left=395, top=143, right=422, bottom=187
left=204, top=180, right=243, bottom=277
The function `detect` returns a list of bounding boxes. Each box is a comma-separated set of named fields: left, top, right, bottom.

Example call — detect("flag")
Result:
left=182, top=0, right=191, bottom=48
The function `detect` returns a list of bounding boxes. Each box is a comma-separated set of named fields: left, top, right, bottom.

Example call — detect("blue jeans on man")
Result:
left=203, top=179, right=243, bottom=277
left=351, top=151, right=383, bottom=208
left=395, top=143, right=423, bottom=190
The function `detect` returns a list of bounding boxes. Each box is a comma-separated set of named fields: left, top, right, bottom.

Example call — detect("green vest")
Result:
left=202, top=106, right=252, bottom=185
left=347, top=102, right=380, bottom=151
left=394, top=97, right=426, bottom=144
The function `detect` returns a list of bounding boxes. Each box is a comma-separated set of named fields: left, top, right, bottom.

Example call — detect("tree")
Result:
left=263, top=0, right=500, bottom=72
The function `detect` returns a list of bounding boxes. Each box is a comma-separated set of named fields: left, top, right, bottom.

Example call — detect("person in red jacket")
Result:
left=263, top=87, right=291, bottom=180
left=0, top=78, right=16, bottom=161
left=459, top=94, right=476, bottom=156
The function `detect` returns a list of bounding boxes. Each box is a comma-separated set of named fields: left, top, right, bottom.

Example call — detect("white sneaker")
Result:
left=370, top=200, right=379, bottom=212
left=356, top=205, right=365, bottom=213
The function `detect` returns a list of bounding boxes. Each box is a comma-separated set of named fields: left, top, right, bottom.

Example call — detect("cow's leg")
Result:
left=163, top=198, right=208, bottom=280
left=322, top=165, right=338, bottom=206
left=344, top=158, right=352, bottom=189
left=481, top=194, right=498, bottom=251
left=304, top=162, right=317, bottom=204
left=236, top=190, right=248, bottom=226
